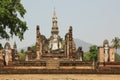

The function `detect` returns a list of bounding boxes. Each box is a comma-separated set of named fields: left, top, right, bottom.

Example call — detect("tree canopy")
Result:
left=89, top=45, right=98, bottom=62
left=18, top=49, right=26, bottom=61
left=115, top=53, right=120, bottom=61
left=84, top=52, right=91, bottom=61
left=0, top=0, right=27, bottom=40
left=111, top=37, right=120, bottom=53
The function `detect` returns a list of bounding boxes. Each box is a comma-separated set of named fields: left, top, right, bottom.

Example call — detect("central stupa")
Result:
left=49, top=9, right=62, bottom=51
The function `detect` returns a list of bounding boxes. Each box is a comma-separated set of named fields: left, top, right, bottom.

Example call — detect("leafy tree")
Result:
left=89, top=45, right=98, bottom=62
left=19, top=49, right=25, bottom=61
left=111, top=37, right=120, bottom=54
left=115, top=53, right=120, bottom=61
left=20, top=49, right=24, bottom=53
left=84, top=52, right=91, bottom=61
left=0, top=0, right=27, bottom=40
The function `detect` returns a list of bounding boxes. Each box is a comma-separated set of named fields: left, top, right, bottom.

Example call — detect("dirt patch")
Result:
left=0, top=74, right=120, bottom=80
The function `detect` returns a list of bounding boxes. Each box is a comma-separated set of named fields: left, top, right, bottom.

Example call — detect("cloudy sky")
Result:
left=0, top=0, right=120, bottom=49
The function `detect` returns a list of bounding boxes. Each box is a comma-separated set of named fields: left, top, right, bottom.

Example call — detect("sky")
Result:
left=0, top=0, right=120, bottom=49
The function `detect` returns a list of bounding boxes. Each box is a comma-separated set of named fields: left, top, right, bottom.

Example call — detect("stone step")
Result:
left=46, top=60, right=60, bottom=69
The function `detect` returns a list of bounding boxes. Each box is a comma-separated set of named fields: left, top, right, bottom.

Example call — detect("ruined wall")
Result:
left=98, top=40, right=115, bottom=63
left=98, top=47, right=104, bottom=63
left=69, top=26, right=73, bottom=58
left=36, top=25, right=42, bottom=59
left=109, top=47, right=115, bottom=62
left=65, top=33, right=69, bottom=58
left=0, top=50, right=3, bottom=67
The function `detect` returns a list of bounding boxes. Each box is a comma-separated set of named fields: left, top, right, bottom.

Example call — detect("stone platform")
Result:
left=41, top=53, right=65, bottom=58
left=11, top=59, right=93, bottom=69
left=98, top=62, right=120, bottom=69
left=1, top=67, right=120, bottom=74
left=1, top=59, right=120, bottom=74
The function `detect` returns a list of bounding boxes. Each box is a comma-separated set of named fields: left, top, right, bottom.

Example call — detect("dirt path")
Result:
left=0, top=74, right=120, bottom=80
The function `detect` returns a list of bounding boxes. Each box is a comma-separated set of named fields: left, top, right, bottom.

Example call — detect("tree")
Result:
left=115, top=53, right=120, bottom=61
left=0, top=0, right=27, bottom=40
left=20, top=49, right=24, bottom=53
left=89, top=45, right=98, bottom=62
left=84, top=52, right=91, bottom=61
left=19, top=49, right=25, bottom=61
left=111, top=37, right=120, bottom=54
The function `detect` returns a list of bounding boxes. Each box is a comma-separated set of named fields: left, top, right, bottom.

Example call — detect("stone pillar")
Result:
left=36, top=25, right=40, bottom=59
left=8, top=50, right=13, bottom=66
left=98, top=47, right=104, bottom=67
left=65, top=26, right=74, bottom=59
left=98, top=47, right=104, bottom=63
left=65, top=33, right=69, bottom=58
left=69, top=26, right=73, bottom=58
left=0, top=50, right=4, bottom=67
left=109, top=47, right=115, bottom=62
left=13, top=42, right=19, bottom=61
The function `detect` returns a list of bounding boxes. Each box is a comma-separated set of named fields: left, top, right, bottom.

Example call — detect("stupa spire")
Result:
left=51, top=8, right=59, bottom=35
left=53, top=8, right=57, bottom=19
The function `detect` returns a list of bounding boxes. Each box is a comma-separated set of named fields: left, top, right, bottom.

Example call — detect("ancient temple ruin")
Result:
left=26, top=9, right=78, bottom=60
left=49, top=10, right=63, bottom=51
left=0, top=9, right=120, bottom=74
left=17, top=10, right=90, bottom=70
left=98, top=39, right=120, bottom=69
left=98, top=39, right=115, bottom=63
left=0, top=42, right=18, bottom=66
